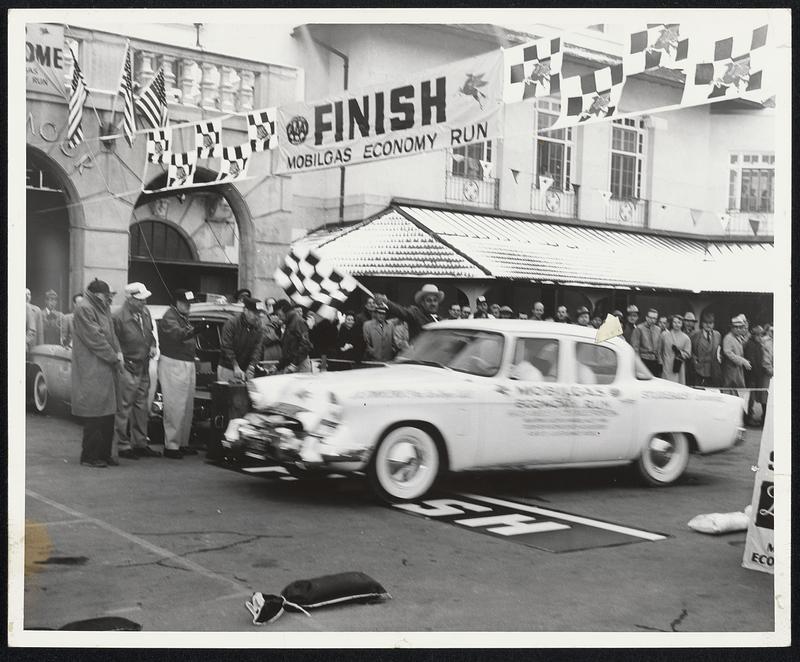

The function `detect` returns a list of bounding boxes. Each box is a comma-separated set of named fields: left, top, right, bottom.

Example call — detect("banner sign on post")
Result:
left=742, top=382, right=774, bottom=574
left=276, top=49, right=504, bottom=174
left=25, top=23, right=67, bottom=95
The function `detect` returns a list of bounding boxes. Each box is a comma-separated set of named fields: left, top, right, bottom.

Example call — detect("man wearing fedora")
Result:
left=157, top=289, right=200, bottom=459
left=113, top=282, right=160, bottom=460
left=363, top=301, right=395, bottom=362
left=377, top=283, right=444, bottom=343
left=721, top=313, right=751, bottom=394
left=575, top=306, right=591, bottom=327
left=71, top=279, right=124, bottom=468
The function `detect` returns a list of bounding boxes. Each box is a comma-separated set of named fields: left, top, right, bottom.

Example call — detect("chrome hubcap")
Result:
left=386, top=440, right=423, bottom=484
left=648, top=436, right=674, bottom=470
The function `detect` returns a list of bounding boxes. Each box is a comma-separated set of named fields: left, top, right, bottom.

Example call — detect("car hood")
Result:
left=247, top=364, right=476, bottom=417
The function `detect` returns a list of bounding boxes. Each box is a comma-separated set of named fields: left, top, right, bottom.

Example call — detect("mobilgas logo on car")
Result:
left=277, top=49, right=503, bottom=173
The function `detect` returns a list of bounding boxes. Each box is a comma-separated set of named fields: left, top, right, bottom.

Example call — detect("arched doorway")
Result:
left=131, top=168, right=253, bottom=304
left=26, top=148, right=77, bottom=308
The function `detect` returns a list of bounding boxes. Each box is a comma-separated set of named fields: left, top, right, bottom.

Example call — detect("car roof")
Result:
left=428, top=319, right=629, bottom=346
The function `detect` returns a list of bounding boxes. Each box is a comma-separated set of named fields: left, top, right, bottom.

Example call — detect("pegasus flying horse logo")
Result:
left=714, top=56, right=751, bottom=92
left=648, top=25, right=680, bottom=56
left=459, top=73, right=488, bottom=109
left=581, top=92, right=611, bottom=120
left=525, top=60, right=551, bottom=87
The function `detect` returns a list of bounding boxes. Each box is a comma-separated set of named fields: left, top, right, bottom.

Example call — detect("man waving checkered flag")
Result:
left=274, top=246, right=363, bottom=321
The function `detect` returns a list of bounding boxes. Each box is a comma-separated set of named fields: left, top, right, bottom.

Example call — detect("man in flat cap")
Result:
left=219, top=296, right=265, bottom=382
left=575, top=306, right=591, bottom=327
left=72, top=279, right=123, bottom=468
left=113, top=283, right=159, bottom=460
left=157, top=289, right=200, bottom=459
left=376, top=283, right=444, bottom=343
left=473, top=295, right=491, bottom=319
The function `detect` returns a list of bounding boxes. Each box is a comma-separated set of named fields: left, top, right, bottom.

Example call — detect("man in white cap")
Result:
left=113, top=283, right=160, bottom=460
left=376, top=283, right=444, bottom=343
left=721, top=313, right=751, bottom=393
left=623, top=305, right=639, bottom=343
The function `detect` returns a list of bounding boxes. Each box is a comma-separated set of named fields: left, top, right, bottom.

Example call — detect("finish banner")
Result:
left=276, top=49, right=504, bottom=174
left=742, top=382, right=774, bottom=574
left=25, top=23, right=67, bottom=95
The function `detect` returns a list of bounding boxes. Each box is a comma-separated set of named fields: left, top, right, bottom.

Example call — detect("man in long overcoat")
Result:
left=71, top=279, right=123, bottom=468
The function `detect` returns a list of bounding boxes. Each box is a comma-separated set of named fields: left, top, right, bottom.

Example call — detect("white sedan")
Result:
left=224, top=321, right=745, bottom=503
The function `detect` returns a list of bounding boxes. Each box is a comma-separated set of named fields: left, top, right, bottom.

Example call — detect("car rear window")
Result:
left=575, top=343, right=618, bottom=385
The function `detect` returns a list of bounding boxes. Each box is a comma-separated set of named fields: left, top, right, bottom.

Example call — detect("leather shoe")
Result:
left=163, top=449, right=183, bottom=459
left=134, top=446, right=162, bottom=458
left=106, top=457, right=120, bottom=466
left=118, top=449, right=139, bottom=460
left=180, top=447, right=199, bottom=456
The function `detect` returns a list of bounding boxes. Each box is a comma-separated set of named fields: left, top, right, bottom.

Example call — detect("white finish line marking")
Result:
left=241, top=465, right=289, bottom=474
left=461, top=493, right=667, bottom=541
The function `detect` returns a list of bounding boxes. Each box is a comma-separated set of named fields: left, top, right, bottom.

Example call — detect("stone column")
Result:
left=219, top=66, right=236, bottom=112
left=161, top=54, right=178, bottom=103
left=200, top=62, right=219, bottom=110
left=179, top=59, right=198, bottom=105
left=138, top=50, right=156, bottom=88
left=236, top=70, right=255, bottom=112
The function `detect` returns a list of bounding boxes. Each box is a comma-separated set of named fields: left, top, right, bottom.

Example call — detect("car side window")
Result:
left=575, top=343, right=618, bottom=385
left=510, top=338, right=559, bottom=382
left=194, top=320, right=221, bottom=351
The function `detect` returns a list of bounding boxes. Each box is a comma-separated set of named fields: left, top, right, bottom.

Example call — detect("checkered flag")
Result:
left=503, top=36, right=562, bottom=103
left=195, top=119, right=221, bottom=158
left=146, top=128, right=171, bottom=164
left=166, top=151, right=197, bottom=189
left=274, top=246, right=361, bottom=321
left=247, top=107, right=277, bottom=152
left=217, top=143, right=252, bottom=181
left=681, top=25, right=770, bottom=107
left=623, top=24, right=690, bottom=75
left=547, top=64, right=626, bottom=130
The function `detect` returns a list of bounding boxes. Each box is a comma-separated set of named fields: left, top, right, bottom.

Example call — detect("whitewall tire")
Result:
left=368, top=426, right=441, bottom=503
left=636, top=432, right=690, bottom=486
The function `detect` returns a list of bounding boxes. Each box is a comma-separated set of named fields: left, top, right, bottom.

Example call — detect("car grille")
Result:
left=240, top=413, right=303, bottom=461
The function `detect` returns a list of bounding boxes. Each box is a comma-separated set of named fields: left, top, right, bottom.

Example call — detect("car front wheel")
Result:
left=29, top=367, right=48, bottom=414
left=368, top=426, right=440, bottom=503
left=636, top=432, right=690, bottom=486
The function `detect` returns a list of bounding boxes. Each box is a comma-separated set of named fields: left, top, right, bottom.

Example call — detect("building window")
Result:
left=535, top=99, right=573, bottom=190
left=728, top=152, right=774, bottom=213
left=451, top=141, right=493, bottom=179
left=130, top=220, right=195, bottom=261
left=610, top=118, right=646, bottom=199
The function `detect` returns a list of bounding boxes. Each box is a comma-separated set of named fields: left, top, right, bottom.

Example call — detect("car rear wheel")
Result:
left=368, top=426, right=440, bottom=503
left=636, top=432, right=690, bottom=486
left=29, top=367, right=48, bottom=414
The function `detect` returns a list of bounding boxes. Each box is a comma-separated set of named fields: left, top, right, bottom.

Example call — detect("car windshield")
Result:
left=396, top=329, right=505, bottom=377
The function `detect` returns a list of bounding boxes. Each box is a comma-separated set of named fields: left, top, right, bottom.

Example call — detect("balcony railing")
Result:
left=605, top=197, right=649, bottom=228
left=724, top=210, right=774, bottom=238
left=445, top=174, right=498, bottom=209
left=530, top=185, right=577, bottom=219
left=59, top=28, right=299, bottom=116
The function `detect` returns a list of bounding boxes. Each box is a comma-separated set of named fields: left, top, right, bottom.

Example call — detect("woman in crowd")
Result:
left=659, top=314, right=692, bottom=384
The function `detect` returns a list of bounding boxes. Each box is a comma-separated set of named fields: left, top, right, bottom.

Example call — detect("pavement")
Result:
left=16, top=411, right=775, bottom=638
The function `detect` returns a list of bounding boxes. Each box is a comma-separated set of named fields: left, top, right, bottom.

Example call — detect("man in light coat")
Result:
left=363, top=302, right=395, bottom=361
left=113, top=282, right=159, bottom=460
left=721, top=314, right=751, bottom=391
left=71, top=279, right=123, bottom=468
left=631, top=308, right=662, bottom=377
left=691, top=312, right=722, bottom=387
left=26, top=288, right=43, bottom=351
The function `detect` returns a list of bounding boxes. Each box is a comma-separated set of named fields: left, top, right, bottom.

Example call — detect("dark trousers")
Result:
left=694, top=375, right=714, bottom=387
left=81, top=415, right=115, bottom=463
left=643, top=359, right=662, bottom=378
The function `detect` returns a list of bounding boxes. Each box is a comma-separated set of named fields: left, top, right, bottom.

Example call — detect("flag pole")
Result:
left=109, top=39, right=130, bottom=131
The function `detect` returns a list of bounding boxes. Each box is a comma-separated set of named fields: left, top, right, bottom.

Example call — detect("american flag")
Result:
left=247, top=107, right=277, bottom=152
left=274, top=246, right=360, bottom=321
left=217, top=143, right=252, bottom=181
left=118, top=41, right=136, bottom=147
left=136, top=67, right=168, bottom=130
left=67, top=47, right=88, bottom=148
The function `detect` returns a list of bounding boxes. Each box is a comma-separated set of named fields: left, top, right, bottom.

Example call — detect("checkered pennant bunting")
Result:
left=146, top=128, right=171, bottom=164
left=503, top=36, right=562, bottom=103
left=247, top=107, right=278, bottom=152
left=166, top=151, right=197, bottom=189
left=217, top=143, right=252, bottom=181
left=547, top=64, right=626, bottom=130
left=274, top=246, right=360, bottom=321
left=681, top=25, right=770, bottom=107
left=195, top=119, right=222, bottom=158
left=623, top=24, right=690, bottom=75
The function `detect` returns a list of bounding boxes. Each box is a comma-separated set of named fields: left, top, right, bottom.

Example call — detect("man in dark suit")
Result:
left=691, top=312, right=722, bottom=387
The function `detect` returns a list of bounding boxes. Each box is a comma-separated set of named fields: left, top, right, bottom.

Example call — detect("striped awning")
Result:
left=299, top=204, right=775, bottom=293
